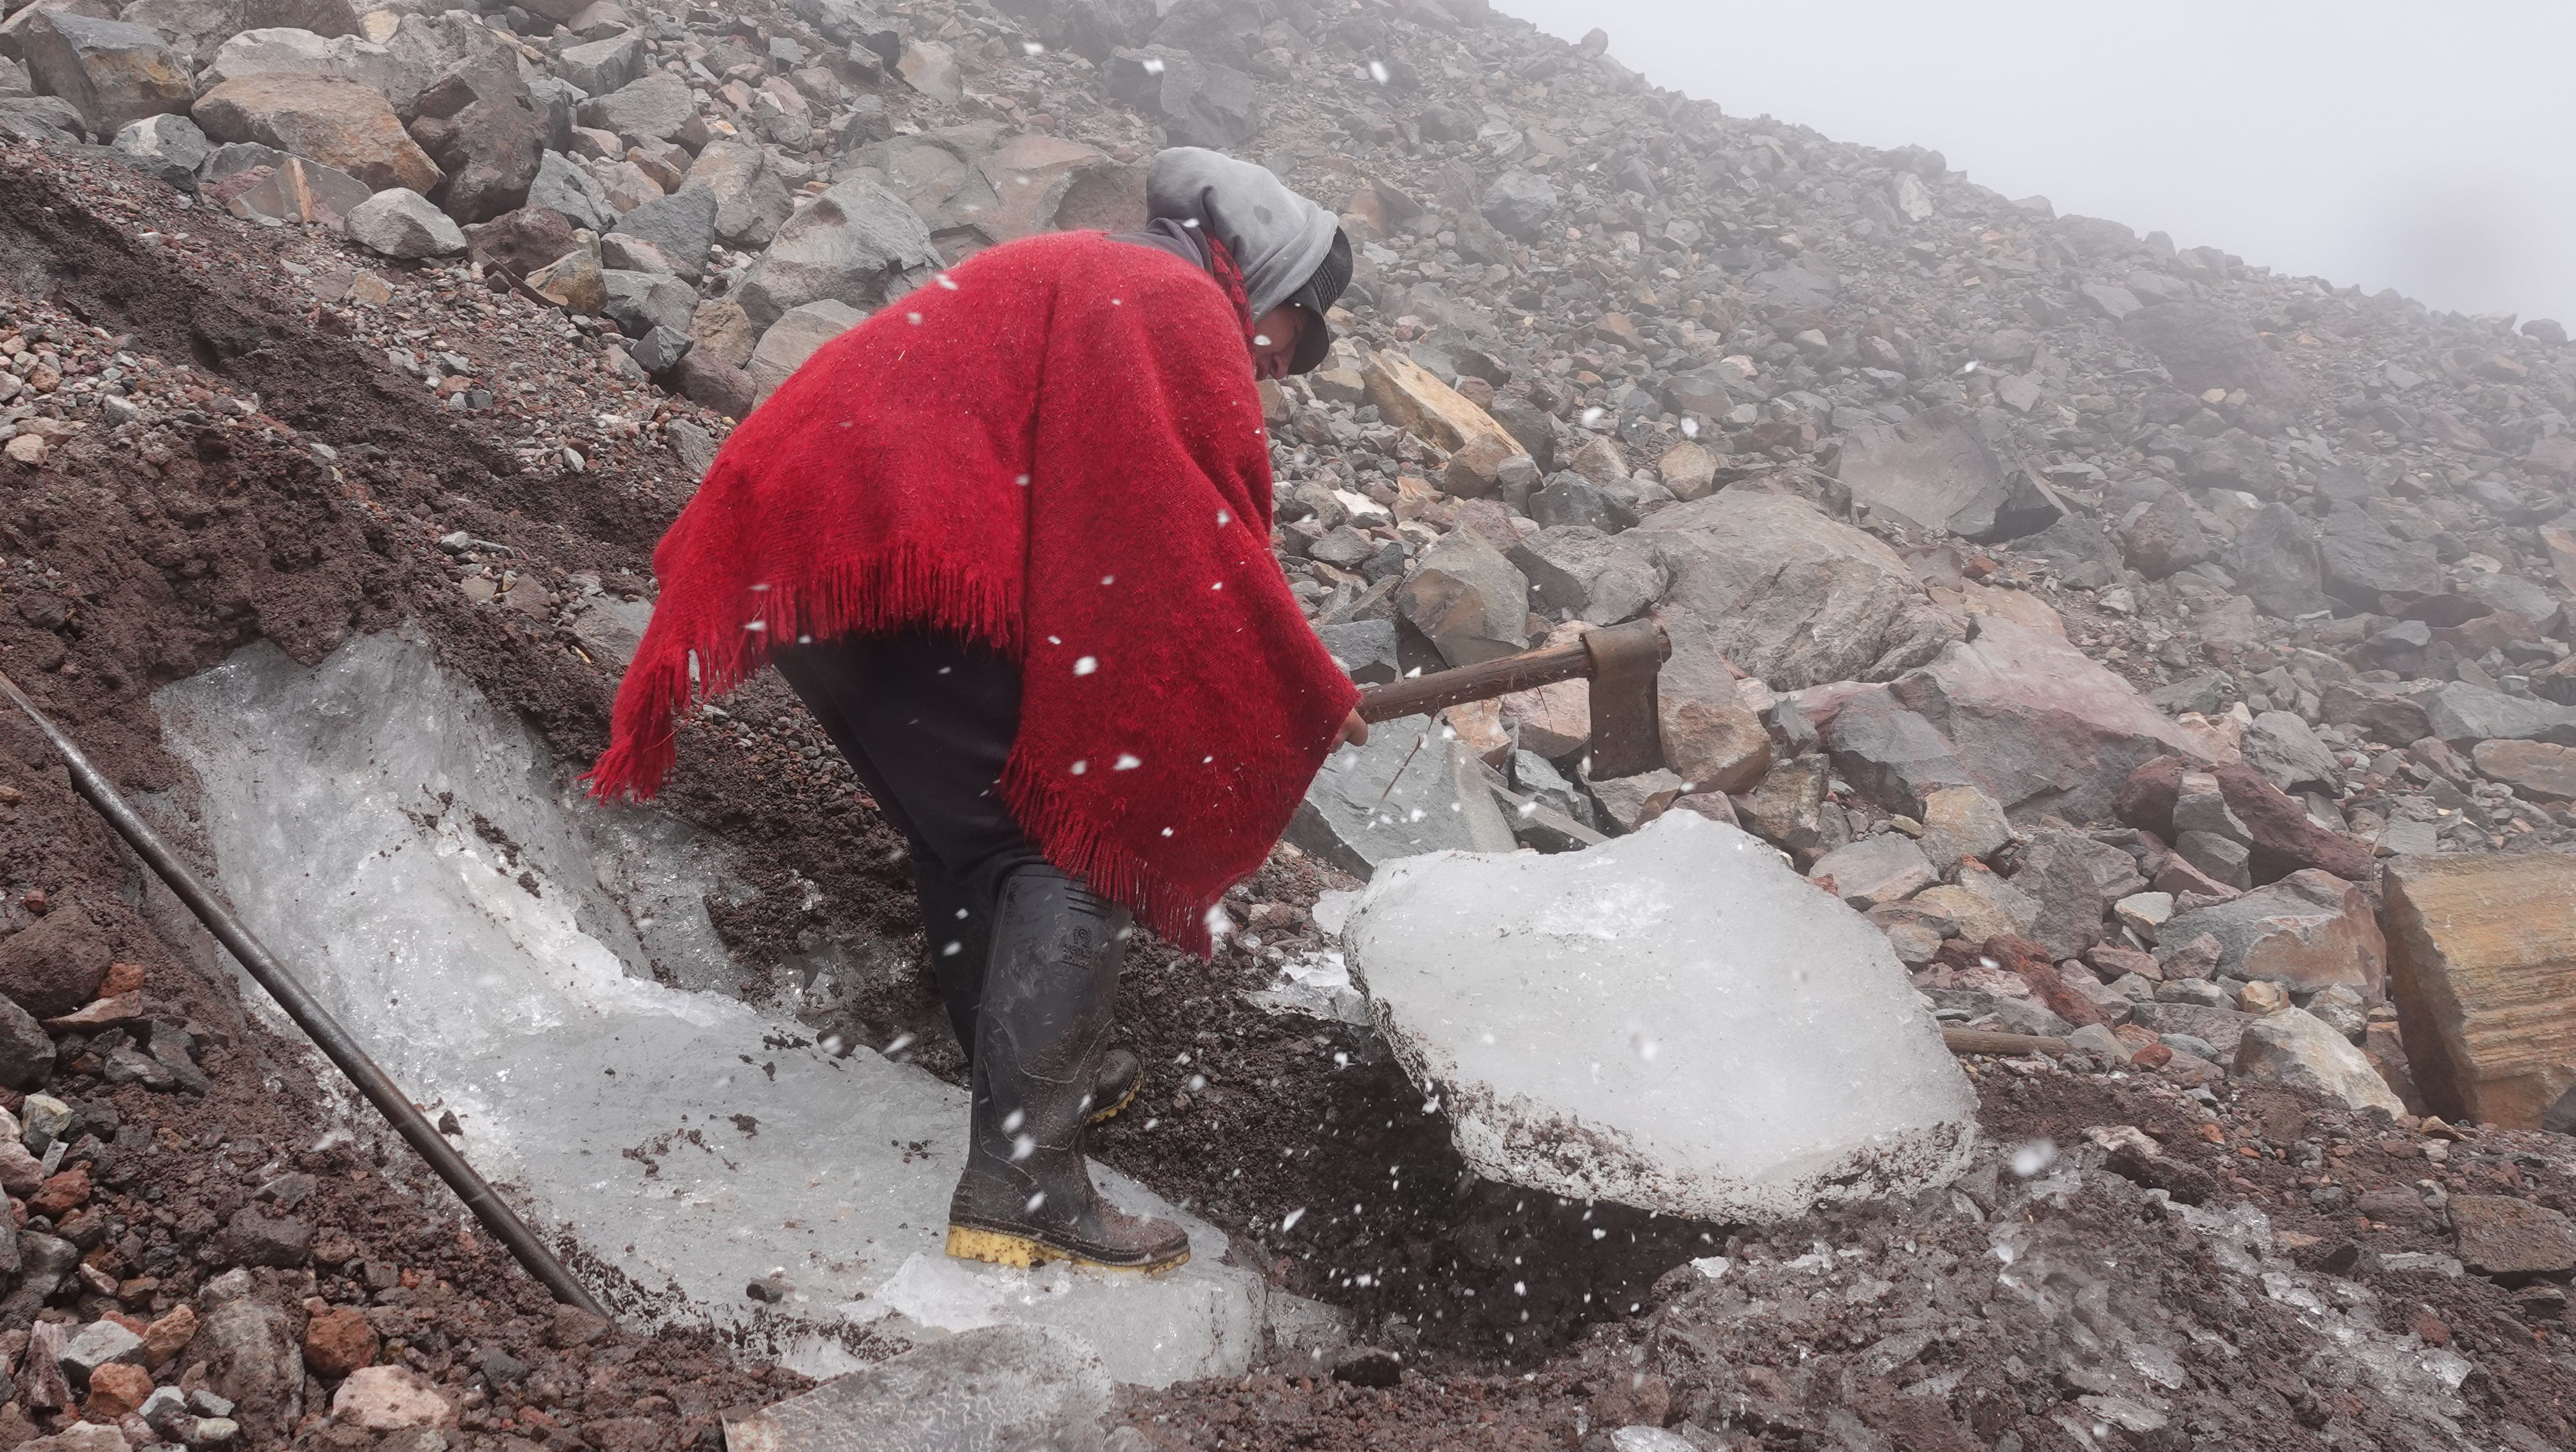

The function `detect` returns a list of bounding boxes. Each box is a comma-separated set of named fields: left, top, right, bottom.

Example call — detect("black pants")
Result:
left=771, top=632, right=1044, bottom=981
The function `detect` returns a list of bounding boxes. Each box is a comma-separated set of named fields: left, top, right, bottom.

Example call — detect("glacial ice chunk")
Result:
left=1345, top=810, right=1978, bottom=1220
left=150, top=631, right=1322, bottom=1386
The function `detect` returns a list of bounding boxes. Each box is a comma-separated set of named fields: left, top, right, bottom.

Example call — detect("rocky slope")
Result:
left=0, top=0, right=2573, bottom=1448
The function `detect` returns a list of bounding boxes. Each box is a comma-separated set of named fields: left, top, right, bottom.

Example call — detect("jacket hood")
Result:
left=1145, top=147, right=1339, bottom=323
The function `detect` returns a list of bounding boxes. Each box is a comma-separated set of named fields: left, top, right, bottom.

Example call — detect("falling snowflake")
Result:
left=1580, top=406, right=1605, bottom=428
left=2009, top=1140, right=2057, bottom=1177
left=936, top=273, right=959, bottom=291
left=1280, top=1207, right=1305, bottom=1231
left=1069, top=759, right=1088, bottom=775
left=1113, top=754, right=1141, bottom=770
left=1073, top=656, right=1098, bottom=675
left=1680, top=417, right=1700, bottom=438
left=1021, top=40, right=1044, bottom=55
left=906, top=312, right=922, bottom=324
left=1215, top=508, right=1231, bottom=525
left=1368, top=59, right=1391, bottom=84
left=1141, top=57, right=1164, bottom=74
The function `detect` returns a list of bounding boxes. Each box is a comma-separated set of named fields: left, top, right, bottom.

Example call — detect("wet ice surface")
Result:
left=153, top=632, right=1313, bottom=1386
left=1347, top=810, right=1979, bottom=1221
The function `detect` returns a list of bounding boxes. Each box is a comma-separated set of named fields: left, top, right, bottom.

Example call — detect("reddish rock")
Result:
left=301, top=1306, right=378, bottom=1377
left=30, top=1167, right=90, bottom=1218
left=140, top=1304, right=196, bottom=1370
left=2115, top=756, right=2374, bottom=885
left=98, top=961, right=144, bottom=997
left=0, top=903, right=113, bottom=1019
left=82, top=1361, right=152, bottom=1420
left=1982, top=935, right=2104, bottom=1028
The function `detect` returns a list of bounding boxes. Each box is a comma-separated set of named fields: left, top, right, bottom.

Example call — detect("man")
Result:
left=588, top=149, right=1365, bottom=1274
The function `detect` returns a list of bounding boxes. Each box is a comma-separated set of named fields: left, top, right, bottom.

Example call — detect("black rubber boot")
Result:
left=913, top=852, right=1142, bottom=1123
left=945, top=867, right=1189, bottom=1273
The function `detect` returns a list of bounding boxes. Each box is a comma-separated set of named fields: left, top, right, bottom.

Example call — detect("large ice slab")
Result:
left=1345, top=810, right=1977, bottom=1221
left=152, top=631, right=1325, bottom=1386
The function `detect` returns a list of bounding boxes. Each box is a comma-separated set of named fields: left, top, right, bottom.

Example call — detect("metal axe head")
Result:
left=1581, top=619, right=1668, bottom=779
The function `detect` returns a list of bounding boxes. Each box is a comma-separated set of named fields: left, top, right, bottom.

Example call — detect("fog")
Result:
left=1496, top=0, right=2576, bottom=329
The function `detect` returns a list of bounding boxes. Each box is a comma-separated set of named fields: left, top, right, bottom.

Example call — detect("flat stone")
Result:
left=2449, top=1195, right=2576, bottom=1281
left=109, top=110, right=207, bottom=186
left=680, top=138, right=792, bottom=249
left=1913, top=865, right=2039, bottom=945
left=1507, top=525, right=1664, bottom=627
left=1808, top=834, right=1934, bottom=909
left=748, top=299, right=864, bottom=405
left=575, top=69, right=696, bottom=145
left=1362, top=348, right=1522, bottom=461
left=1658, top=693, right=1770, bottom=796
left=57, top=1318, right=144, bottom=1383
left=2159, top=869, right=2384, bottom=997
left=2423, top=680, right=2576, bottom=749
left=2471, top=738, right=2576, bottom=801
left=1917, top=783, right=2011, bottom=868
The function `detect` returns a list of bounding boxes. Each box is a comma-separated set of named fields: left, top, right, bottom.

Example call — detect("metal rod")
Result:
left=0, top=669, right=607, bottom=1316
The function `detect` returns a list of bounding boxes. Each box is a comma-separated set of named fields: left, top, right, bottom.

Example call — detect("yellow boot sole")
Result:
left=1085, top=1074, right=1142, bottom=1126
left=944, top=1223, right=1190, bottom=1274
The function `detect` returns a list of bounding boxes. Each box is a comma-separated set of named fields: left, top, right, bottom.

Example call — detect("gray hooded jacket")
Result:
left=1144, top=147, right=1338, bottom=321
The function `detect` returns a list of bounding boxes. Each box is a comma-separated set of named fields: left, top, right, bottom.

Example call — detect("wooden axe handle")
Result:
left=1354, top=621, right=1670, bottom=724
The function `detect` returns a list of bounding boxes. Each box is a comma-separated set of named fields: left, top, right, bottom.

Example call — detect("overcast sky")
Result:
left=1496, top=1, right=2576, bottom=329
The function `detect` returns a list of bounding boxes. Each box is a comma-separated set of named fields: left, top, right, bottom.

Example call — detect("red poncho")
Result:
left=587, top=230, right=1360, bottom=954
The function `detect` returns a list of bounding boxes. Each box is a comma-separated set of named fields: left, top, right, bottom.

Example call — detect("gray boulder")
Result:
left=1479, top=169, right=1558, bottom=241
left=735, top=176, right=939, bottom=331
left=1625, top=488, right=1958, bottom=691
left=680, top=138, right=791, bottom=248
left=526, top=148, right=609, bottom=231
left=1507, top=524, right=1665, bottom=627
left=576, top=70, right=696, bottom=145
left=2232, top=502, right=2329, bottom=619
left=2422, top=681, right=2576, bottom=749
left=2318, top=507, right=2442, bottom=605
left=1826, top=617, right=2203, bottom=823
left=110, top=108, right=205, bottom=185
left=22, top=10, right=191, bottom=133
left=2120, top=301, right=2311, bottom=411
left=552, top=29, right=640, bottom=96
left=1831, top=406, right=2057, bottom=542
left=600, top=268, right=695, bottom=340
left=2007, top=830, right=2145, bottom=960
left=607, top=184, right=714, bottom=278
left=345, top=186, right=465, bottom=257
left=1396, top=528, right=1528, bottom=668
left=0, top=94, right=86, bottom=143
left=1105, top=44, right=1255, bottom=148
left=2242, top=711, right=2341, bottom=794
left=748, top=299, right=864, bottom=403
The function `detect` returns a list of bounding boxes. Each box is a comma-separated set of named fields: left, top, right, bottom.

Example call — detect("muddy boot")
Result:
left=944, top=867, right=1189, bottom=1272
left=909, top=852, right=987, bottom=1058
left=915, top=852, right=1141, bottom=1123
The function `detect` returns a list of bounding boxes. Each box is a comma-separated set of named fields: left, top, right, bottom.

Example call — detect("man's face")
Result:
left=1250, top=305, right=1306, bottom=381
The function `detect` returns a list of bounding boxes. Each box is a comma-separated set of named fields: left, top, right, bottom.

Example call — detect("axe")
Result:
left=1354, top=619, right=1672, bottom=779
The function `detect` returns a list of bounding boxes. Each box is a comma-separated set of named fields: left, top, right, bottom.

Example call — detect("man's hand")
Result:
left=1336, top=709, right=1369, bottom=747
